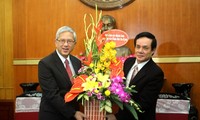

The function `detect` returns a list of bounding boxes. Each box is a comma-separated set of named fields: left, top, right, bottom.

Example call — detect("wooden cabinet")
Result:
left=0, top=100, right=14, bottom=120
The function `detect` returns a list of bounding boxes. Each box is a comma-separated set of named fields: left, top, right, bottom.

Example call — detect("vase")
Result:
left=172, top=83, right=193, bottom=98
left=20, top=82, right=39, bottom=93
left=84, top=99, right=106, bottom=120
left=17, top=82, right=42, bottom=97
left=172, top=83, right=198, bottom=120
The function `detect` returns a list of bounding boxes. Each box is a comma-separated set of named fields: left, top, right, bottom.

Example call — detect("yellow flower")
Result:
left=97, top=73, right=109, bottom=82
left=104, top=90, right=111, bottom=96
left=110, top=49, right=117, bottom=57
left=89, top=63, right=94, bottom=68
left=97, top=62, right=105, bottom=71
left=109, top=41, right=116, bottom=48
left=104, top=80, right=111, bottom=88
left=94, top=68, right=99, bottom=74
left=94, top=89, right=99, bottom=93
left=100, top=55, right=106, bottom=62
left=104, top=43, right=111, bottom=50
left=104, top=61, right=111, bottom=68
left=97, top=73, right=111, bottom=88
left=82, top=76, right=99, bottom=91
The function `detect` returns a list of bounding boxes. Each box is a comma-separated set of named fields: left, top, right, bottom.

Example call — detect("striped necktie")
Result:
left=126, top=65, right=138, bottom=87
left=131, top=65, right=138, bottom=80
left=65, top=59, right=73, bottom=83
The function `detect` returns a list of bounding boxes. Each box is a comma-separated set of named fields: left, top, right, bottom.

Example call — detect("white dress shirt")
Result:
left=56, top=50, right=75, bottom=76
left=126, top=60, right=149, bottom=87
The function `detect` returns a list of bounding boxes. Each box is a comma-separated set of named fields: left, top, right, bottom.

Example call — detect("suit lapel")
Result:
left=131, top=68, right=146, bottom=84
left=52, top=51, right=72, bottom=85
left=130, top=58, right=153, bottom=85
left=69, top=56, right=79, bottom=75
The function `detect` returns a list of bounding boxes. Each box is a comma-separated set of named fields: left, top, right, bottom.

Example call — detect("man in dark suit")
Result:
left=107, top=32, right=164, bottom=120
left=38, top=26, right=86, bottom=120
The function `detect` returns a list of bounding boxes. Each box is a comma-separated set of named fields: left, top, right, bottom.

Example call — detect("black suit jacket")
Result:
left=38, top=51, right=82, bottom=120
left=116, top=57, right=164, bottom=120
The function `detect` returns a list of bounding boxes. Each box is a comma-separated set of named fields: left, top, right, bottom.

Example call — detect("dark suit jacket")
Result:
left=116, top=57, right=164, bottom=120
left=38, top=51, right=82, bottom=120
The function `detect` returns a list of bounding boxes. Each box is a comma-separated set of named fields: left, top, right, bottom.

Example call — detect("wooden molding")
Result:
left=153, top=56, right=200, bottom=63
left=13, top=56, right=200, bottom=65
left=13, top=59, right=40, bottom=65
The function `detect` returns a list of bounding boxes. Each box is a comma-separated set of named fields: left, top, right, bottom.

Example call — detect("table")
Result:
left=156, top=98, right=190, bottom=120
left=15, top=97, right=40, bottom=120
left=15, top=97, right=190, bottom=120
left=0, top=99, right=14, bottom=120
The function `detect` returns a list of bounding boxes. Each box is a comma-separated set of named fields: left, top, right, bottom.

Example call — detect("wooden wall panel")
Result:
left=158, top=63, right=200, bottom=113
left=0, top=0, right=14, bottom=99
left=14, top=66, right=39, bottom=96
left=13, top=0, right=200, bottom=58
left=12, top=0, right=200, bottom=117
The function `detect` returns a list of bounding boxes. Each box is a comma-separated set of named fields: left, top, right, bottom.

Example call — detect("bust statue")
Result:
left=101, top=15, right=116, bottom=33
left=101, top=15, right=132, bottom=57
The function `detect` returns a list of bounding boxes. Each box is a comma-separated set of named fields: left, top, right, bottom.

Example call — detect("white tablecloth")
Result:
left=156, top=99, right=190, bottom=114
left=15, top=97, right=41, bottom=113
left=15, top=97, right=190, bottom=114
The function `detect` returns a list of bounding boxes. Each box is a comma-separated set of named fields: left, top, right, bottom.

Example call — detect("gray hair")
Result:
left=55, top=26, right=77, bottom=42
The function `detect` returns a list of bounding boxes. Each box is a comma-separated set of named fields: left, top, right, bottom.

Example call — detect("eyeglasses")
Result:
left=57, top=39, right=75, bottom=44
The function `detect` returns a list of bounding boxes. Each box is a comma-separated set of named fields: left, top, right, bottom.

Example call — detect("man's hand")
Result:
left=106, top=114, right=117, bottom=120
left=74, top=111, right=86, bottom=120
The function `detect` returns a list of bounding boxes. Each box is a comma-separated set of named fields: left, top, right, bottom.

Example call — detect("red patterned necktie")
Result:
left=65, top=59, right=73, bottom=83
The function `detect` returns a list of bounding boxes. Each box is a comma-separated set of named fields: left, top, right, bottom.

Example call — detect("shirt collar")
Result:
left=56, top=49, right=70, bottom=64
left=134, top=59, right=150, bottom=71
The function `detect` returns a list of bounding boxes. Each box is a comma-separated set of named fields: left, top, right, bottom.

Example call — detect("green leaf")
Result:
left=83, top=95, right=89, bottom=101
left=77, top=94, right=84, bottom=101
left=100, top=100, right=106, bottom=107
left=81, top=99, right=84, bottom=105
left=105, top=105, right=112, bottom=113
left=113, top=100, right=123, bottom=110
left=105, top=100, right=112, bottom=107
left=100, top=106, right=105, bottom=111
left=124, top=104, right=138, bottom=120
left=110, top=95, right=123, bottom=110
left=129, top=100, right=143, bottom=113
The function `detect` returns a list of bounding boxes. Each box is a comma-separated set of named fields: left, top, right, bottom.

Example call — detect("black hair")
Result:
left=134, top=32, right=157, bottom=50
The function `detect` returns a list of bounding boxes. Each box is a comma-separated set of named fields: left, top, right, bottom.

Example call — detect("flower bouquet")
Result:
left=65, top=6, right=142, bottom=120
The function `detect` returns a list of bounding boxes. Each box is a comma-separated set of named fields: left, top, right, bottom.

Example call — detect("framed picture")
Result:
left=80, top=0, right=135, bottom=10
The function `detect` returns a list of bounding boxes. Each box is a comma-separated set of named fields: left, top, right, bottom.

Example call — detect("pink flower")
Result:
left=111, top=76, right=123, bottom=83
left=118, top=91, right=131, bottom=103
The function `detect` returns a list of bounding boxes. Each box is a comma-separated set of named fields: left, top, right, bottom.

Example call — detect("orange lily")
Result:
left=94, top=21, right=103, bottom=35
left=96, top=35, right=106, bottom=52
left=83, top=51, right=92, bottom=66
